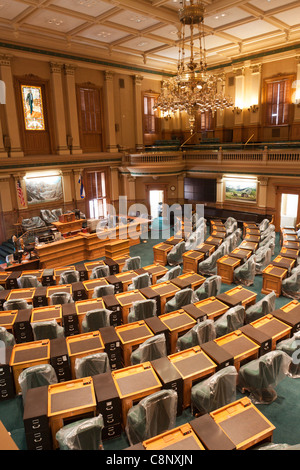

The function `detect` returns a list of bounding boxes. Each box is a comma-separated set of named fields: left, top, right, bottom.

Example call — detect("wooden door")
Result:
left=77, top=85, right=104, bottom=153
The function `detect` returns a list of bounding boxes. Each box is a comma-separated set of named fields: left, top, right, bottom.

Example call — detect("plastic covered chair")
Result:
left=75, top=352, right=110, bottom=378
left=49, top=292, right=74, bottom=305
left=156, top=266, right=181, bottom=284
left=52, top=208, right=63, bottom=219
left=255, top=442, right=300, bottom=450
left=3, top=299, right=32, bottom=311
left=185, top=230, right=205, bottom=251
left=125, top=390, right=177, bottom=445
left=195, top=275, right=222, bottom=301
left=127, top=299, right=156, bottom=323
left=81, top=309, right=112, bottom=332
left=56, top=415, right=104, bottom=450
left=122, top=257, right=141, bottom=272
left=31, top=320, right=64, bottom=340
left=197, top=244, right=226, bottom=276
left=40, top=209, right=58, bottom=225
left=90, top=265, right=110, bottom=279
left=0, top=326, right=15, bottom=346
left=276, top=332, right=300, bottom=378
left=260, top=224, right=275, bottom=241
left=21, top=217, right=46, bottom=231
left=259, top=219, right=270, bottom=232
left=167, top=241, right=186, bottom=266
left=215, top=305, right=245, bottom=337
left=224, top=217, right=237, bottom=235
left=238, top=350, right=291, bottom=404
left=130, top=334, right=167, bottom=365
left=128, top=273, right=151, bottom=291
left=191, top=366, right=237, bottom=415
left=164, top=288, right=196, bottom=313
left=233, top=254, right=256, bottom=286
left=59, top=270, right=80, bottom=285
left=281, top=271, right=300, bottom=300
left=255, top=247, right=272, bottom=274
left=176, top=319, right=216, bottom=351
left=17, top=275, right=41, bottom=288
left=245, top=291, right=276, bottom=323
left=92, top=284, right=114, bottom=298
left=18, top=364, right=58, bottom=402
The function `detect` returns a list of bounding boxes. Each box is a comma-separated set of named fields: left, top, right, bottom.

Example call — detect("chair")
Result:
left=195, top=275, right=221, bottom=301
left=40, top=209, right=58, bottom=225
left=59, top=270, right=80, bottom=285
left=0, top=285, right=3, bottom=291
left=56, top=415, right=104, bottom=450
left=92, top=284, right=114, bottom=298
left=260, top=224, right=275, bottom=241
left=17, top=275, right=41, bottom=288
left=215, top=305, right=245, bottom=337
left=81, top=309, right=112, bottom=332
left=197, top=245, right=226, bottom=276
left=167, top=241, right=186, bottom=266
left=281, top=271, right=300, bottom=300
left=125, top=389, right=177, bottom=445
left=259, top=219, right=270, bottom=232
left=130, top=334, right=167, bottom=365
left=0, top=326, right=15, bottom=346
left=31, top=320, right=65, bottom=341
left=255, top=247, right=272, bottom=274
left=156, top=266, right=181, bottom=284
left=127, top=299, right=156, bottom=323
left=238, top=350, right=291, bottom=404
left=75, top=352, right=110, bottom=378
left=49, top=292, right=74, bottom=305
left=121, top=257, right=141, bottom=272
left=51, top=208, right=63, bottom=219
left=90, top=265, right=110, bottom=279
left=3, top=299, right=32, bottom=311
left=21, top=217, right=46, bottom=231
left=276, top=332, right=300, bottom=378
left=164, top=288, right=196, bottom=313
left=18, top=364, right=58, bottom=402
left=224, top=217, right=237, bottom=235
left=128, top=273, right=151, bottom=291
left=245, top=292, right=276, bottom=323
left=176, top=319, right=216, bottom=351
left=233, top=254, right=256, bottom=286
left=191, top=366, right=238, bottom=415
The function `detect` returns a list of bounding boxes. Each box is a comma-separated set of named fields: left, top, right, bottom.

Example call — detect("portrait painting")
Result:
left=21, top=85, right=45, bottom=131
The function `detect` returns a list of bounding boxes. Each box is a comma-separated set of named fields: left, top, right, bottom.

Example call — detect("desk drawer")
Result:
left=0, top=379, right=15, bottom=400
left=102, top=423, right=122, bottom=441
left=25, top=430, right=52, bottom=450
left=0, top=364, right=12, bottom=379
left=14, top=329, right=34, bottom=344
left=54, top=365, right=72, bottom=383
left=109, top=311, right=122, bottom=327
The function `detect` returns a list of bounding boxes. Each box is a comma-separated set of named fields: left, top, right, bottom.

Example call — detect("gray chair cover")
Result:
left=21, top=217, right=46, bottom=231
left=31, top=320, right=64, bottom=340
left=18, top=364, right=58, bottom=402
left=224, top=217, right=237, bottom=235
left=255, top=247, right=272, bottom=274
left=52, top=208, right=63, bottom=219
left=276, top=332, right=300, bottom=378
left=128, top=299, right=156, bottom=323
left=0, top=326, right=15, bottom=346
left=245, top=291, right=276, bottom=323
left=164, top=288, right=196, bottom=313
left=92, top=285, right=115, bottom=298
left=3, top=299, right=32, bottom=311
left=130, top=334, right=167, bottom=365
left=215, top=305, right=245, bottom=337
left=59, top=270, right=80, bottom=285
left=233, top=254, right=256, bottom=286
left=90, top=265, right=110, bottom=279
left=49, top=292, right=74, bottom=305
left=40, top=209, right=58, bottom=225
left=81, top=309, right=112, bottom=332
left=260, top=224, right=275, bottom=241
left=128, top=273, right=151, bottom=291
left=259, top=219, right=270, bottom=232
left=122, top=257, right=141, bottom=272
left=197, top=244, right=226, bottom=276
left=282, top=271, right=300, bottom=300
left=195, top=275, right=222, bottom=301
left=176, top=319, right=216, bottom=351
left=17, top=275, right=41, bottom=288
left=167, top=241, right=186, bottom=266
left=75, top=352, right=110, bottom=378
left=156, top=266, right=181, bottom=284
left=56, top=415, right=104, bottom=451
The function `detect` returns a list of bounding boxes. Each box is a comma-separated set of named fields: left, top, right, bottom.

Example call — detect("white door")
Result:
left=280, top=193, right=299, bottom=228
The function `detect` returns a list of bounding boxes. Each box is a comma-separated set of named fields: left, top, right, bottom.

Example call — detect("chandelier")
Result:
left=153, top=0, right=233, bottom=134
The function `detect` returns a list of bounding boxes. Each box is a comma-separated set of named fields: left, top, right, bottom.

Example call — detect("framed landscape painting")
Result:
left=21, top=85, right=45, bottom=131
left=225, top=178, right=257, bottom=203
left=25, top=175, right=63, bottom=205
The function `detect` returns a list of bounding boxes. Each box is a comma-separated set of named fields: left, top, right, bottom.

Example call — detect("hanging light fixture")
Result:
left=153, top=0, right=233, bottom=134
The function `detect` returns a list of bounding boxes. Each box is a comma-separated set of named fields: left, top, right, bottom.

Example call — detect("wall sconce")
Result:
left=248, top=104, right=259, bottom=113
left=232, top=107, right=242, bottom=115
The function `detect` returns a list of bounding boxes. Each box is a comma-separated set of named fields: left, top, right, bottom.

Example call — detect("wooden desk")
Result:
left=214, top=330, right=260, bottom=371
left=211, top=231, right=226, bottom=240
left=262, top=265, right=288, bottom=297
left=105, top=239, right=130, bottom=259
left=112, top=362, right=161, bottom=426
left=114, top=271, right=137, bottom=292
left=66, top=331, right=105, bottom=378
left=112, top=255, right=130, bottom=273
left=205, top=236, right=223, bottom=248
left=194, top=243, right=215, bottom=258
left=10, top=339, right=50, bottom=394
left=143, top=423, right=205, bottom=450
left=165, top=236, right=184, bottom=246
left=249, top=314, right=292, bottom=350
left=52, top=219, right=85, bottom=235
left=210, top=397, right=275, bottom=450
left=48, top=377, right=97, bottom=449
left=84, top=260, right=106, bottom=279
left=7, top=288, right=36, bottom=304
left=270, top=255, right=295, bottom=273
left=245, top=228, right=260, bottom=236
left=193, top=297, right=229, bottom=321
left=217, top=255, right=241, bottom=284
left=182, top=250, right=205, bottom=273
left=46, top=285, right=72, bottom=304
left=115, top=321, right=154, bottom=367
left=54, top=266, right=76, bottom=284
left=216, top=285, right=257, bottom=309
left=239, top=240, right=258, bottom=253
left=282, top=240, right=300, bottom=250
left=31, top=305, right=62, bottom=326
left=0, top=310, right=17, bottom=333
left=82, top=278, right=109, bottom=299
left=168, top=346, right=217, bottom=408
left=171, top=273, right=205, bottom=291
left=243, top=223, right=258, bottom=237
left=150, top=282, right=180, bottom=314
left=211, top=220, right=224, bottom=229
left=115, top=290, right=146, bottom=324
left=159, top=310, right=196, bottom=354
left=0, top=272, right=10, bottom=287
left=229, top=248, right=252, bottom=263
left=244, top=234, right=260, bottom=243
left=153, top=243, right=173, bottom=266
left=20, top=270, right=44, bottom=281
left=272, top=300, right=300, bottom=334
left=75, top=298, right=105, bottom=332
left=279, top=247, right=299, bottom=261
left=142, top=264, right=168, bottom=284
left=282, top=234, right=299, bottom=242
left=0, top=259, right=40, bottom=272
left=0, top=420, right=19, bottom=450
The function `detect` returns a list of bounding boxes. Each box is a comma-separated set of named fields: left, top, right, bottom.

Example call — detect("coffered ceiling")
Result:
left=0, top=0, right=300, bottom=75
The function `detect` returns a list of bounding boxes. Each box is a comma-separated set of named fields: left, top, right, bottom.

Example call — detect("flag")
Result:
left=78, top=173, right=85, bottom=199
left=16, top=179, right=25, bottom=207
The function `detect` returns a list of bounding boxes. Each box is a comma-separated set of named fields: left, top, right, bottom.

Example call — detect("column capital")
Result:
left=133, top=74, right=143, bottom=86
left=50, top=62, right=64, bottom=74
left=104, top=70, right=114, bottom=81
left=250, top=63, right=262, bottom=74
left=0, top=54, right=12, bottom=67
left=64, top=64, right=76, bottom=76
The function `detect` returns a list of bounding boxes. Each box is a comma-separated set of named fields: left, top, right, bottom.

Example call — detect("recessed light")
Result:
left=48, top=18, right=64, bottom=26
left=97, top=31, right=112, bottom=38
left=137, top=41, right=148, bottom=47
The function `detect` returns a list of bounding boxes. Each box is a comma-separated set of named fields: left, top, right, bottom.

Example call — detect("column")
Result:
left=0, top=114, right=8, bottom=158
left=233, top=67, right=245, bottom=142
left=49, top=62, right=70, bottom=155
left=103, top=70, right=118, bottom=153
left=63, top=64, right=82, bottom=155
left=110, top=167, right=120, bottom=209
left=249, top=64, right=261, bottom=125
left=257, top=177, right=268, bottom=209
left=132, top=75, right=144, bottom=151
left=0, top=55, right=24, bottom=158
left=216, top=176, right=224, bottom=205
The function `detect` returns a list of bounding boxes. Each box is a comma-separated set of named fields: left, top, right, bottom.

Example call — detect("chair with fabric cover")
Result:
left=215, top=305, right=245, bottom=337
left=75, top=352, right=110, bottom=378
left=56, top=415, right=104, bottom=450
left=164, top=288, right=196, bottom=313
left=224, top=217, right=237, bottom=235
left=167, top=241, right=186, bottom=266
left=130, top=334, right=167, bottom=365
left=49, top=292, right=74, bottom=305
left=127, top=299, right=156, bottom=323
left=276, top=332, right=300, bottom=378
left=281, top=271, right=300, bottom=300
left=81, top=309, right=112, bottom=332
left=233, top=254, right=256, bottom=286
left=125, top=389, right=177, bottom=445
left=17, top=275, right=42, bottom=288
left=255, top=247, right=272, bottom=274
left=156, top=266, right=181, bottom=284
left=121, top=256, right=141, bottom=272
left=191, top=366, right=238, bottom=415
left=90, top=265, right=110, bottom=279
left=245, top=292, right=276, bottom=323
left=92, top=284, right=114, bottom=298
left=59, top=270, right=80, bottom=285
left=18, top=364, right=58, bottom=402
left=195, top=275, right=222, bottom=301
left=238, top=350, right=291, bottom=404
left=176, top=319, right=216, bottom=351
left=0, top=326, right=15, bottom=346
left=31, top=320, right=64, bottom=341
left=128, top=273, right=151, bottom=291
left=40, top=209, right=58, bottom=225
left=3, top=299, right=32, bottom=311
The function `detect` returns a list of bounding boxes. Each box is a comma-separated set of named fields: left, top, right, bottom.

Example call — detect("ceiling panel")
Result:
left=107, top=10, right=162, bottom=31
left=223, top=19, right=278, bottom=40
left=204, top=7, right=253, bottom=28
left=272, top=7, right=300, bottom=27
left=0, top=0, right=30, bottom=20
left=23, top=8, right=85, bottom=33
left=49, top=0, right=117, bottom=17
left=119, top=36, right=166, bottom=52
left=77, top=24, right=130, bottom=43
left=247, top=0, right=297, bottom=12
